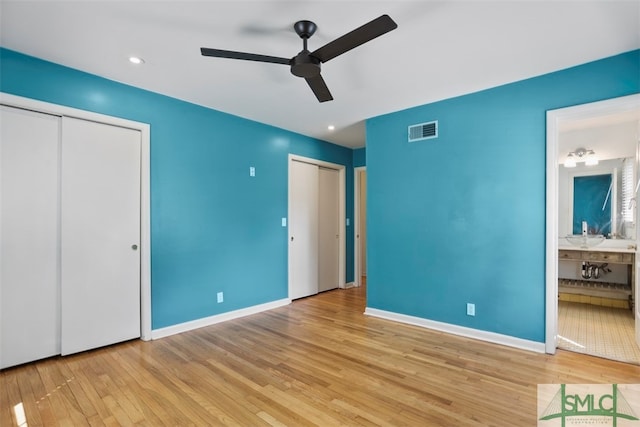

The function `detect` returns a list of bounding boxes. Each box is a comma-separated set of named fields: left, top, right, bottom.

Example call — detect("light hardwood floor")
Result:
left=2, top=285, right=639, bottom=426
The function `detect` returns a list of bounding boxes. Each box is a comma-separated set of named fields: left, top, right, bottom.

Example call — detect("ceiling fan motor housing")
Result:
left=290, top=52, right=321, bottom=78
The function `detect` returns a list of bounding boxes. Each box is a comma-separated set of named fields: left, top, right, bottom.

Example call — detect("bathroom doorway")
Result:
left=546, top=94, right=640, bottom=364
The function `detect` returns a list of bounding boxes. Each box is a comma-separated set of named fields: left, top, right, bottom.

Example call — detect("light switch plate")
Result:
left=249, top=166, right=255, bottom=177
left=281, top=218, right=287, bottom=227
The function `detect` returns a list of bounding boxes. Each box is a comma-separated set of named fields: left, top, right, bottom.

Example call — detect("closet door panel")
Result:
left=60, top=117, right=141, bottom=355
left=318, top=167, right=340, bottom=292
left=289, top=160, right=319, bottom=299
left=0, top=106, right=60, bottom=368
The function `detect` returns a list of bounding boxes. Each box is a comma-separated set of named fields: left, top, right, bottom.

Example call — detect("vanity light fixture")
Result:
left=564, top=147, right=598, bottom=168
left=584, top=150, right=599, bottom=166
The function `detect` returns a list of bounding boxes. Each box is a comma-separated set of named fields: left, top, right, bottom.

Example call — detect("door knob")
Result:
left=131, top=244, right=138, bottom=250
left=291, top=236, right=294, bottom=241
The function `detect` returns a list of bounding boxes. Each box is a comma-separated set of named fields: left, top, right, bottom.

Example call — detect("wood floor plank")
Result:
left=15, top=365, right=44, bottom=426
left=64, top=358, right=113, bottom=422
left=1, top=285, right=639, bottom=426
left=2, top=370, right=21, bottom=426
left=34, top=359, right=75, bottom=424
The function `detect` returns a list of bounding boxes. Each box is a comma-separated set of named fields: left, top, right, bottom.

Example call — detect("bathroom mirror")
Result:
left=558, top=157, right=635, bottom=239
left=572, top=173, right=611, bottom=235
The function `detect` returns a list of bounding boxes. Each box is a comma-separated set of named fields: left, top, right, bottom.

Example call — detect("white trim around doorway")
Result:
left=545, top=93, right=640, bottom=354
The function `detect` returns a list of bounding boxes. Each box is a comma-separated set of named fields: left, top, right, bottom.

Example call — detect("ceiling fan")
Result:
left=201, top=15, right=398, bottom=103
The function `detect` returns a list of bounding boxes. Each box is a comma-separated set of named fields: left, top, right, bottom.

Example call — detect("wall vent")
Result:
left=408, top=121, right=438, bottom=142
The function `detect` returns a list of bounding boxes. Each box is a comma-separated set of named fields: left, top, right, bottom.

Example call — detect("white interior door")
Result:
left=60, top=117, right=141, bottom=355
left=0, top=106, right=60, bottom=368
left=289, top=160, right=319, bottom=299
left=318, top=167, right=340, bottom=292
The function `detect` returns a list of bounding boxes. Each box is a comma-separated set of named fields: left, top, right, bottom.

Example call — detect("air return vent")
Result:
left=408, top=120, right=438, bottom=142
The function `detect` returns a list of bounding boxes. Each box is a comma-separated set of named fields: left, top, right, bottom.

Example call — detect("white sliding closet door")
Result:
left=289, top=160, right=319, bottom=300
left=318, top=167, right=340, bottom=292
left=60, top=117, right=141, bottom=355
left=0, top=106, right=60, bottom=369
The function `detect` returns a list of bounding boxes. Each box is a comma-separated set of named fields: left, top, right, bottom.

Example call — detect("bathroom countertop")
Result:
left=557, top=238, right=637, bottom=253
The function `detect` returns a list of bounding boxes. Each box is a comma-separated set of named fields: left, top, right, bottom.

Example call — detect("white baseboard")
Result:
left=151, top=298, right=291, bottom=340
left=364, top=307, right=545, bottom=354
left=343, top=282, right=357, bottom=289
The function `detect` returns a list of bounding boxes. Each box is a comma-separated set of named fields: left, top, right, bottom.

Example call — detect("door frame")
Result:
left=0, top=92, right=152, bottom=341
left=288, top=154, right=346, bottom=298
left=545, top=93, right=640, bottom=354
left=354, top=166, right=366, bottom=287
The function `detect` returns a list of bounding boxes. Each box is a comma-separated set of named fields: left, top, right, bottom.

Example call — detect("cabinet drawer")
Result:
left=621, top=253, right=634, bottom=264
left=559, top=250, right=580, bottom=260
left=582, top=251, right=623, bottom=263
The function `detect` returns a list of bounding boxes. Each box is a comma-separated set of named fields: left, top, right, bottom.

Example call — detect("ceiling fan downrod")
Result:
left=291, top=20, right=321, bottom=78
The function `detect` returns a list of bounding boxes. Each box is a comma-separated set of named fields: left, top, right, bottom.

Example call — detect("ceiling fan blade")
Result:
left=305, top=74, right=333, bottom=102
left=310, top=15, right=397, bottom=63
left=200, top=47, right=290, bottom=65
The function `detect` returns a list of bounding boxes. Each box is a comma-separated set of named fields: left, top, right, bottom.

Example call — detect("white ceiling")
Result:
left=1, top=1, right=639, bottom=148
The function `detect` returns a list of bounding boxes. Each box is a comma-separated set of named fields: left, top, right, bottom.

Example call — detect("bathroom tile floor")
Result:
left=558, top=300, right=640, bottom=365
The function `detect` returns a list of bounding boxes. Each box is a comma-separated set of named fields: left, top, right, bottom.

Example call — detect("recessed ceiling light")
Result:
left=328, top=125, right=335, bottom=131
left=128, top=56, right=145, bottom=65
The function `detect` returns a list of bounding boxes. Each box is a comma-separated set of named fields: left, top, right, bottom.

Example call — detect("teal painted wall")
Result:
left=353, top=147, right=366, bottom=167
left=0, top=48, right=355, bottom=329
left=366, top=50, right=640, bottom=342
left=572, top=174, right=612, bottom=235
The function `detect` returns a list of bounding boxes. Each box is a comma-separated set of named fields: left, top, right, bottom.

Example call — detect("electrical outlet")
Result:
left=467, top=303, right=475, bottom=316
left=217, top=292, right=224, bottom=303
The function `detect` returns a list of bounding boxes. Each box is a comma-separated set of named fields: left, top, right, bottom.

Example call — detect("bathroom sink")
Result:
left=565, top=234, right=605, bottom=248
